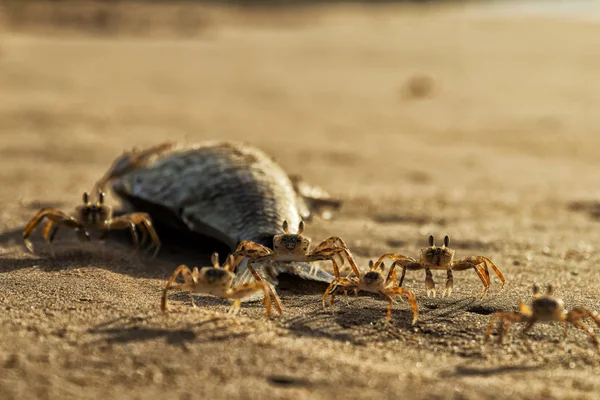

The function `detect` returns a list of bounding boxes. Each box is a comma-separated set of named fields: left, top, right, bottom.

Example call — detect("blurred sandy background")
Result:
left=1, top=1, right=600, bottom=399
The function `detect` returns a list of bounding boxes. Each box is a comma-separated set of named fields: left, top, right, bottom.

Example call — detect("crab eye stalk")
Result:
left=368, top=260, right=374, bottom=268
left=533, top=284, right=540, bottom=295
left=226, top=254, right=236, bottom=270
left=297, top=220, right=305, bottom=235
left=546, top=284, right=554, bottom=296
left=444, top=235, right=450, bottom=247
left=98, top=191, right=105, bottom=205
left=429, top=235, right=435, bottom=247
left=82, top=192, right=89, bottom=205
left=211, top=252, right=220, bottom=268
left=282, top=220, right=289, bottom=234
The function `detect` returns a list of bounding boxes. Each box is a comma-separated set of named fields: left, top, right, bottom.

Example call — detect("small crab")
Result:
left=322, top=259, right=419, bottom=325
left=232, top=220, right=358, bottom=283
left=161, top=252, right=283, bottom=317
left=371, top=235, right=505, bottom=297
left=23, top=190, right=161, bottom=257
left=484, top=284, right=600, bottom=351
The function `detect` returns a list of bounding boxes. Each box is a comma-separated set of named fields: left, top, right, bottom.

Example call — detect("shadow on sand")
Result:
left=0, top=212, right=334, bottom=299
left=447, top=364, right=540, bottom=377
left=0, top=219, right=232, bottom=280
left=568, top=200, right=600, bottom=221
left=279, top=292, right=497, bottom=346
left=86, top=315, right=252, bottom=347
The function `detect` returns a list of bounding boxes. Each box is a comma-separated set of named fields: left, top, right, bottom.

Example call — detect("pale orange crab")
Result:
left=484, top=284, right=600, bottom=351
left=231, top=220, right=359, bottom=284
left=161, top=252, right=282, bottom=317
left=23, top=190, right=161, bottom=257
left=370, top=235, right=505, bottom=298
left=322, top=259, right=419, bottom=325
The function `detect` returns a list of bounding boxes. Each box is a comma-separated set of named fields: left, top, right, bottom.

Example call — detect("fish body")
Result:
left=100, top=141, right=339, bottom=290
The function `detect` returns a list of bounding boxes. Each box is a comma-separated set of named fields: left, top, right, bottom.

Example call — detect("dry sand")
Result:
left=1, top=3, right=600, bottom=399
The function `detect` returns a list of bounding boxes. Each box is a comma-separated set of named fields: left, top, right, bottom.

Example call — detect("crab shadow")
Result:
left=279, top=293, right=421, bottom=346
left=267, top=375, right=329, bottom=389
left=277, top=273, right=336, bottom=296
left=446, top=364, right=540, bottom=377
left=328, top=295, right=503, bottom=347
left=0, top=220, right=232, bottom=280
left=568, top=200, right=600, bottom=221
left=167, top=291, right=276, bottom=311
left=277, top=290, right=504, bottom=346
left=86, top=315, right=251, bottom=348
left=419, top=295, right=503, bottom=319
left=0, top=227, right=25, bottom=248
left=281, top=308, right=396, bottom=345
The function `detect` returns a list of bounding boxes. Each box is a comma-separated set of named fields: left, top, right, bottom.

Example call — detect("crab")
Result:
left=161, top=252, right=283, bottom=317
left=369, top=235, right=505, bottom=298
left=231, top=220, right=359, bottom=284
left=23, top=190, right=161, bottom=257
left=322, top=258, right=419, bottom=325
left=484, top=284, right=600, bottom=350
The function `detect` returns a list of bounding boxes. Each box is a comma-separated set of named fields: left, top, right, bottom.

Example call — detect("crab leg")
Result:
left=371, top=253, right=415, bottom=272
left=484, top=312, right=527, bottom=344
left=383, top=287, right=419, bottom=325
left=424, top=267, right=436, bottom=297
left=396, top=261, right=424, bottom=288
left=232, top=240, right=274, bottom=283
left=106, top=217, right=140, bottom=251
left=225, top=281, right=282, bottom=318
left=565, top=307, right=600, bottom=349
left=450, top=260, right=491, bottom=297
left=457, top=256, right=505, bottom=293
left=310, top=237, right=360, bottom=278
left=321, top=277, right=356, bottom=309
left=41, top=221, right=60, bottom=257
left=307, top=248, right=359, bottom=279
left=160, top=264, right=197, bottom=312
left=23, top=209, right=90, bottom=253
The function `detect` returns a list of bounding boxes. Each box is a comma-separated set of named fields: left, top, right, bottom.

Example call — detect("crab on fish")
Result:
left=231, top=220, right=358, bottom=284
left=23, top=190, right=161, bottom=257
left=484, top=284, right=600, bottom=351
left=161, top=252, right=283, bottom=317
left=369, top=235, right=505, bottom=298
left=322, top=258, right=419, bottom=325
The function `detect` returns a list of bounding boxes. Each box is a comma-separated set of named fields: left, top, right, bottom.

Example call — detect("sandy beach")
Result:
left=1, top=2, right=600, bottom=399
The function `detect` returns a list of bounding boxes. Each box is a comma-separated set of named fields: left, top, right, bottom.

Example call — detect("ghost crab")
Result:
left=371, top=235, right=505, bottom=298
left=484, top=284, right=600, bottom=351
left=232, top=220, right=358, bottom=283
left=23, top=190, right=161, bottom=257
left=322, top=259, right=419, bottom=325
left=161, top=252, right=282, bottom=317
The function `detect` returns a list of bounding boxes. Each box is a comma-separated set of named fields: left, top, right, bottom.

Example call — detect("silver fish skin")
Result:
left=106, top=141, right=337, bottom=291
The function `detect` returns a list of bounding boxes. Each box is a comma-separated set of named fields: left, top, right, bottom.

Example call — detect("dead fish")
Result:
left=95, top=141, right=342, bottom=293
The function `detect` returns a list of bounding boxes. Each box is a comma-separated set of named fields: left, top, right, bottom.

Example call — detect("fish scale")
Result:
left=113, top=142, right=302, bottom=249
